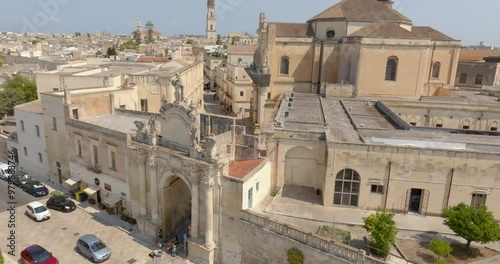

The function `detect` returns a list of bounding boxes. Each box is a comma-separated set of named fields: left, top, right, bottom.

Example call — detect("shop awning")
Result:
left=83, top=186, right=100, bottom=196
left=64, top=177, right=81, bottom=188
left=103, top=193, right=122, bottom=206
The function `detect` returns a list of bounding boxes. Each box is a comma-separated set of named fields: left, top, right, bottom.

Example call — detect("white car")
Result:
left=0, top=163, right=14, bottom=180
left=26, top=201, right=51, bottom=222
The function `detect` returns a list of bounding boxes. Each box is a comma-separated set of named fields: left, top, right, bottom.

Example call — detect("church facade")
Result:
left=249, top=0, right=462, bottom=132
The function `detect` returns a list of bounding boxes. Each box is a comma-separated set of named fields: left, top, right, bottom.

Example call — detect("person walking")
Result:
left=171, top=244, right=177, bottom=257
left=158, top=229, right=163, bottom=247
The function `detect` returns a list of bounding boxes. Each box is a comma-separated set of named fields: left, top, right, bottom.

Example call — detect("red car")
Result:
left=20, top=245, right=58, bottom=264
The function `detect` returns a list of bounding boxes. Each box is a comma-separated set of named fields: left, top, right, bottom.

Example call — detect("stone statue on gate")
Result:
left=171, top=73, right=183, bottom=103
left=159, top=95, right=168, bottom=113
left=134, top=120, right=147, bottom=142
left=148, top=116, right=157, bottom=136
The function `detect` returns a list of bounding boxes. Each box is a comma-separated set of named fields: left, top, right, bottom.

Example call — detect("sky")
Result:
left=0, top=0, right=498, bottom=46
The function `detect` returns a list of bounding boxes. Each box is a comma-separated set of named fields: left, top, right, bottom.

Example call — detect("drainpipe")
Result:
left=317, top=41, right=325, bottom=95
left=383, top=162, right=392, bottom=209
left=310, top=40, right=317, bottom=93
left=274, top=140, right=279, bottom=187
left=427, top=43, right=436, bottom=96
left=445, top=169, right=454, bottom=209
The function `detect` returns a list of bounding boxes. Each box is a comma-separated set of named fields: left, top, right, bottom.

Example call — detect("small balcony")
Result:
left=87, top=163, right=102, bottom=174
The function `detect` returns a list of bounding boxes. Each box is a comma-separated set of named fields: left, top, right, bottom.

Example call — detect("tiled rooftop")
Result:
left=228, top=159, right=266, bottom=179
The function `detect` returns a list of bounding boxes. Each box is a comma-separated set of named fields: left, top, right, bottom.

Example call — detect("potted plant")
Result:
left=120, top=213, right=129, bottom=221
left=127, top=217, right=137, bottom=225
left=88, top=198, right=96, bottom=205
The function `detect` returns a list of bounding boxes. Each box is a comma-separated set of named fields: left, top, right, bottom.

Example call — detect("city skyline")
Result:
left=0, top=0, right=499, bottom=46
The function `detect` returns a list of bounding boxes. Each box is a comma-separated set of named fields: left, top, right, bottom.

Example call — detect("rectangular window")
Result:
left=23, top=147, right=27, bottom=156
left=140, top=99, right=148, bottom=112
left=119, top=105, right=126, bottom=109
left=52, top=117, right=57, bottom=131
left=490, top=127, right=497, bottom=131
left=90, top=141, right=99, bottom=167
left=72, top=109, right=79, bottom=120
left=471, top=193, right=487, bottom=209
left=256, top=182, right=259, bottom=192
left=435, top=124, right=443, bottom=128
left=104, top=183, right=112, bottom=192
left=38, top=152, right=43, bottom=163
left=75, top=137, right=82, bottom=157
left=463, top=125, right=470, bottom=129
left=370, top=184, right=384, bottom=194
left=20, top=120, right=25, bottom=132
left=35, top=125, right=40, bottom=137
left=459, top=73, right=467, bottom=84
left=108, top=146, right=116, bottom=170
left=410, top=122, right=416, bottom=126
left=240, top=91, right=244, bottom=96
left=267, top=93, right=271, bottom=99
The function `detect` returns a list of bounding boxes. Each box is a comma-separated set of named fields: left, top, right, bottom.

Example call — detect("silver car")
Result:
left=76, top=234, right=111, bottom=263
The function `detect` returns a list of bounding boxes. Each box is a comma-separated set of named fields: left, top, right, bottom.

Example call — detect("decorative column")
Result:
left=148, top=151, right=159, bottom=221
left=202, top=177, right=215, bottom=247
left=191, top=179, right=199, bottom=239
left=138, top=155, right=147, bottom=217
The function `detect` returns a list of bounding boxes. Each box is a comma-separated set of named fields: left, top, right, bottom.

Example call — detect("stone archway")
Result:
left=284, top=146, right=316, bottom=188
left=159, top=172, right=192, bottom=236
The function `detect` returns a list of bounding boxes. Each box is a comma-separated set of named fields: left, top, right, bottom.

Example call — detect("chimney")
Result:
left=110, top=93, right=115, bottom=114
left=378, top=0, right=394, bottom=8
left=64, top=89, right=71, bottom=105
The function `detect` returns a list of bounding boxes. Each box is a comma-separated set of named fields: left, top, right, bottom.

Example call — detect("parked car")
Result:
left=76, top=234, right=111, bottom=263
left=25, top=201, right=51, bottom=222
left=20, top=244, right=58, bottom=264
left=10, top=172, right=31, bottom=187
left=0, top=163, right=14, bottom=180
left=24, top=180, right=49, bottom=197
left=46, top=195, right=76, bottom=212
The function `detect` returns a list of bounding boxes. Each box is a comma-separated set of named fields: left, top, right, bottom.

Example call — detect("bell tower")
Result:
left=206, top=0, right=216, bottom=40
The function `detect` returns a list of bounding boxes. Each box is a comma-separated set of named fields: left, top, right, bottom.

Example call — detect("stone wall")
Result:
left=240, top=210, right=383, bottom=264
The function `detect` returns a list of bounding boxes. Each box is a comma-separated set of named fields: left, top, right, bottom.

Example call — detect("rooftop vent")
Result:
left=275, top=120, right=285, bottom=128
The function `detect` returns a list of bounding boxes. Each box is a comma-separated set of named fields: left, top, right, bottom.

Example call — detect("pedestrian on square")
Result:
left=168, top=241, right=174, bottom=253
left=158, top=229, right=163, bottom=246
left=171, top=244, right=177, bottom=257
left=175, top=235, right=179, bottom=246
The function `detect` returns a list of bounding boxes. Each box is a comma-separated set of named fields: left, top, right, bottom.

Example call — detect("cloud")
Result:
left=49, top=16, right=61, bottom=23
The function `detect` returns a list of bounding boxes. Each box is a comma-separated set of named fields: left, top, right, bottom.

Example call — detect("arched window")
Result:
left=475, top=74, right=483, bottom=85
left=459, top=73, right=467, bottom=84
left=432, top=62, right=440, bottom=78
left=385, top=56, right=398, bottom=81
left=210, top=25, right=213, bottom=31
left=280, top=57, right=289, bottom=75
left=326, top=29, right=336, bottom=39
left=333, top=169, right=360, bottom=207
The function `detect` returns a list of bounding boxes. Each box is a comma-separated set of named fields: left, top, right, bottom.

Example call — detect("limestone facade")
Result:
left=248, top=0, right=461, bottom=131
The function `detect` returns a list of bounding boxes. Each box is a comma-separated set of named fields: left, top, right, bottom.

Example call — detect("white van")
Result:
left=0, top=163, right=15, bottom=180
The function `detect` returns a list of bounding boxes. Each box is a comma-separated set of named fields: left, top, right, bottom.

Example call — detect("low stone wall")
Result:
left=240, top=210, right=384, bottom=264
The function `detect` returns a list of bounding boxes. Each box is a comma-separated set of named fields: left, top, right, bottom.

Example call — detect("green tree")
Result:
left=119, top=39, right=139, bottom=51
left=286, top=248, right=303, bottom=264
left=429, top=239, right=452, bottom=262
left=216, top=34, right=222, bottom=45
left=133, top=30, right=142, bottom=44
left=0, top=88, right=28, bottom=116
left=443, top=203, right=500, bottom=252
left=0, top=52, right=4, bottom=67
left=3, top=75, right=37, bottom=101
left=74, top=32, right=81, bottom=37
left=86, top=32, right=91, bottom=38
left=106, top=46, right=118, bottom=57
left=363, top=209, right=398, bottom=257
left=186, top=39, right=194, bottom=45
left=231, top=37, right=236, bottom=45
left=0, top=248, right=4, bottom=264
left=145, top=21, right=155, bottom=44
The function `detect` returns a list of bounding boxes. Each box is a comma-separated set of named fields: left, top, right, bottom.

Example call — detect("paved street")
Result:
left=0, top=178, right=185, bottom=264
left=203, top=92, right=224, bottom=115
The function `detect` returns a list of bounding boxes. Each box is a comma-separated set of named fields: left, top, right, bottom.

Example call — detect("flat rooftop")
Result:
left=16, top=100, right=42, bottom=113
left=87, top=114, right=149, bottom=134
left=273, top=92, right=500, bottom=152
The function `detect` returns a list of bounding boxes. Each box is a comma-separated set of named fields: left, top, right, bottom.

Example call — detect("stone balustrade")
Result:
left=240, top=210, right=385, bottom=264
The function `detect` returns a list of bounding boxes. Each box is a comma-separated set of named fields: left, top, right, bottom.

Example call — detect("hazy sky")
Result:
left=0, top=0, right=498, bottom=46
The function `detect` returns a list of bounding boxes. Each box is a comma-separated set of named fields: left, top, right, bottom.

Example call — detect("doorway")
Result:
left=248, top=187, right=253, bottom=209
left=56, top=161, right=62, bottom=184
left=409, top=188, right=423, bottom=213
